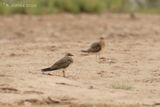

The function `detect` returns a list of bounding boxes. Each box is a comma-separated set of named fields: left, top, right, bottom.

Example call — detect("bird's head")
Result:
left=65, top=53, right=74, bottom=56
left=99, top=37, right=105, bottom=40
left=99, top=37, right=105, bottom=48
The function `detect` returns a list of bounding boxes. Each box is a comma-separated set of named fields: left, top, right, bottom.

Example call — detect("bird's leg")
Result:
left=99, top=52, right=107, bottom=63
left=62, top=69, right=66, bottom=77
left=96, top=53, right=98, bottom=61
left=98, top=52, right=101, bottom=59
left=96, top=53, right=101, bottom=62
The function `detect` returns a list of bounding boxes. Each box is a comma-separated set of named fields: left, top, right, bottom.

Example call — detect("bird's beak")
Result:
left=70, top=54, right=74, bottom=56
left=99, top=37, right=105, bottom=40
left=66, top=53, right=74, bottom=56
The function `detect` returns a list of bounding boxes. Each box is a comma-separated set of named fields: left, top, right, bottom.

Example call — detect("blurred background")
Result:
left=0, top=0, right=160, bottom=15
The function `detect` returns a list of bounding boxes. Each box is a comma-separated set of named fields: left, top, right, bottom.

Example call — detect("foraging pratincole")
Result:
left=81, top=37, right=105, bottom=60
left=41, top=53, right=74, bottom=77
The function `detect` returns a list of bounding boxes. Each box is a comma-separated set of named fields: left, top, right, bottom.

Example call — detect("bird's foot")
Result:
left=106, top=58, right=116, bottom=64
left=42, top=72, right=54, bottom=76
left=100, top=57, right=106, bottom=60
left=97, top=57, right=107, bottom=63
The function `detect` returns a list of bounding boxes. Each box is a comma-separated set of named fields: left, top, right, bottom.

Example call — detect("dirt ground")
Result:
left=0, top=13, right=160, bottom=107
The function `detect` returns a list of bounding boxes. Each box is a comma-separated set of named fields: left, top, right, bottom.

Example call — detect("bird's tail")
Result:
left=41, top=67, right=54, bottom=72
left=81, top=50, right=89, bottom=53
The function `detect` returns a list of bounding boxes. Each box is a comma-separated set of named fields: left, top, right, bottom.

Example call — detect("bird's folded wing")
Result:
left=88, top=42, right=101, bottom=52
left=50, top=57, right=70, bottom=69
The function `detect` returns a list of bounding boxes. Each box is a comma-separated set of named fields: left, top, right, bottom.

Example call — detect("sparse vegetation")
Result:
left=0, top=0, right=160, bottom=14
left=111, top=82, right=133, bottom=90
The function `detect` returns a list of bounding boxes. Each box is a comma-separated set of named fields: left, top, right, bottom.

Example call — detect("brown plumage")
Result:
left=81, top=37, right=105, bottom=59
left=41, top=53, right=73, bottom=77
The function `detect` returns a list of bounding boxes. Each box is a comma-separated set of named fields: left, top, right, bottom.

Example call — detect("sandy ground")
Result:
left=0, top=13, right=160, bottom=107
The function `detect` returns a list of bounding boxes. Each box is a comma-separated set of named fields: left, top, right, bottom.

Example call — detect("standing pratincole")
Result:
left=41, top=53, right=74, bottom=77
left=81, top=37, right=105, bottom=60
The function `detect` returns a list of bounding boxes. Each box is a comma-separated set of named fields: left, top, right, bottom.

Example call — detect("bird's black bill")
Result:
left=68, top=53, right=74, bottom=56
